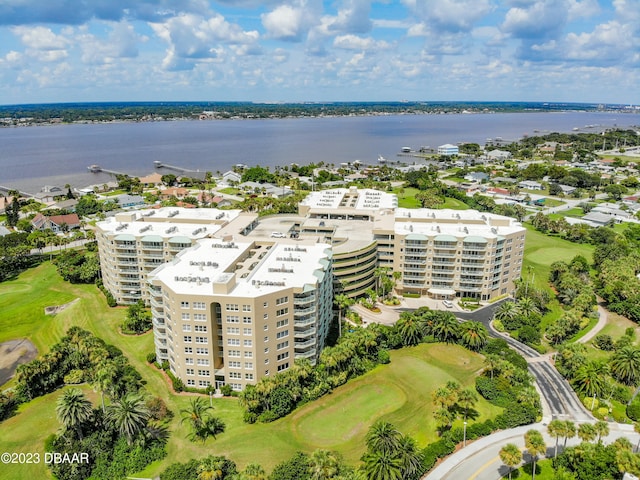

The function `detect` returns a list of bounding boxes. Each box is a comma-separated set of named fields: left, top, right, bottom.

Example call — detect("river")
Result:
left=0, top=111, right=637, bottom=193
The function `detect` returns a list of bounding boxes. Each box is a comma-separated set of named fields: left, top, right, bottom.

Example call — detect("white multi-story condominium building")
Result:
left=438, top=144, right=459, bottom=156
left=95, top=207, right=258, bottom=305
left=148, top=239, right=333, bottom=391
left=373, top=208, right=525, bottom=300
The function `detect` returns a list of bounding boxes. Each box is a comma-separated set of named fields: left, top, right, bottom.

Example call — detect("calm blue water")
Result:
left=0, top=111, right=637, bottom=193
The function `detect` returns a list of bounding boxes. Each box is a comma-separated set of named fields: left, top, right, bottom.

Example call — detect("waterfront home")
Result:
left=438, top=144, right=459, bottom=156
left=518, top=180, right=544, bottom=191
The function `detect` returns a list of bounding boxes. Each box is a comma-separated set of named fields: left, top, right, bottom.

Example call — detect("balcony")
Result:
left=295, top=338, right=316, bottom=349
left=294, top=306, right=316, bottom=316
left=295, top=317, right=315, bottom=327
left=295, top=327, right=316, bottom=339
left=294, top=295, right=316, bottom=305
left=295, top=348, right=317, bottom=359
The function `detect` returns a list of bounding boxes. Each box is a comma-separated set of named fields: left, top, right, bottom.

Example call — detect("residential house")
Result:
left=139, top=173, right=164, bottom=188
left=31, top=213, right=81, bottom=232
left=464, top=172, right=489, bottom=183
left=222, top=171, right=242, bottom=185
left=159, top=187, right=189, bottom=200
left=115, top=194, right=145, bottom=208
left=486, top=149, right=512, bottom=161
left=518, top=180, right=544, bottom=191
left=33, top=185, right=64, bottom=204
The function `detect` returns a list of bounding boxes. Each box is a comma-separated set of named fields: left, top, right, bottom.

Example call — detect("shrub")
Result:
left=626, top=402, right=640, bottom=421
left=593, top=334, right=614, bottom=351
left=146, top=396, right=171, bottom=421
left=377, top=349, right=391, bottom=364
left=146, top=352, right=157, bottom=364
left=220, top=384, right=233, bottom=396
left=63, top=369, right=85, bottom=384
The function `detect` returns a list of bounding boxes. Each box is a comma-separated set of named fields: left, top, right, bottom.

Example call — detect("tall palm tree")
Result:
left=365, top=421, right=402, bottom=456
left=594, top=420, right=609, bottom=444
left=577, top=423, right=597, bottom=443
left=499, top=443, right=522, bottom=480
left=457, top=388, right=478, bottom=423
left=547, top=419, right=564, bottom=458
left=524, top=429, right=546, bottom=480
left=55, top=388, right=93, bottom=440
left=181, top=397, right=212, bottom=433
left=611, top=346, right=640, bottom=385
left=243, top=463, right=267, bottom=480
left=308, top=449, right=340, bottom=480
left=459, top=321, right=488, bottom=351
left=334, top=293, right=354, bottom=338
left=517, top=297, right=540, bottom=318
left=106, top=392, right=150, bottom=444
left=91, top=360, right=117, bottom=413
left=562, top=420, right=576, bottom=448
left=197, top=456, right=227, bottom=480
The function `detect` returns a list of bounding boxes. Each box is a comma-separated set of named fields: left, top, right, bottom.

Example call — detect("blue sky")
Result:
left=0, top=0, right=638, bottom=105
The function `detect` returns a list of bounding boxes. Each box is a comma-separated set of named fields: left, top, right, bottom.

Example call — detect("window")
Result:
left=264, top=358, right=269, bottom=364
left=265, top=370, right=270, bottom=376
left=263, top=301, right=268, bottom=307
left=187, top=379, right=195, bottom=386
left=186, top=368, right=194, bottom=375
left=243, top=339, right=252, bottom=347
left=245, top=373, right=254, bottom=380
left=264, top=347, right=269, bottom=354
left=229, top=361, right=241, bottom=368
left=263, top=324, right=268, bottom=331
left=243, top=328, right=252, bottom=336
left=197, top=358, right=210, bottom=366
left=231, top=383, right=242, bottom=391
left=194, top=313, right=206, bottom=322
left=243, top=316, right=252, bottom=324
left=242, top=304, right=252, bottom=312
left=244, top=362, right=253, bottom=369
left=276, top=307, right=288, bottom=317
left=193, top=302, right=206, bottom=310
left=263, top=313, right=268, bottom=319
left=227, top=315, right=239, bottom=323
left=277, top=352, right=289, bottom=361
left=185, top=358, right=194, bottom=365
left=228, top=372, right=241, bottom=379
left=183, top=336, right=192, bottom=343
left=277, top=362, right=289, bottom=372
left=276, top=319, right=289, bottom=328
left=198, top=380, right=211, bottom=387
left=184, top=347, right=193, bottom=354
left=244, top=351, right=253, bottom=358
left=182, top=324, right=192, bottom=332
left=276, top=330, right=289, bottom=339
left=195, top=336, right=208, bottom=344
left=228, top=350, right=241, bottom=357
left=180, top=301, right=190, bottom=309
left=181, top=313, right=191, bottom=321
left=196, top=347, right=209, bottom=355
left=195, top=325, right=207, bottom=332
left=277, top=341, right=289, bottom=350
left=227, top=327, right=240, bottom=334
left=227, top=338, right=240, bottom=346
left=198, top=370, right=210, bottom=376
left=226, top=304, right=239, bottom=311
left=276, top=296, right=288, bottom=305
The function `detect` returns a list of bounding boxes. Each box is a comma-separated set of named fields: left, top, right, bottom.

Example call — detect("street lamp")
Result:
left=463, top=421, right=467, bottom=448
left=591, top=392, right=597, bottom=410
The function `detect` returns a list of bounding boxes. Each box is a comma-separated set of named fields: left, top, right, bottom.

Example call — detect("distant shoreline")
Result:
left=2, top=100, right=637, bottom=129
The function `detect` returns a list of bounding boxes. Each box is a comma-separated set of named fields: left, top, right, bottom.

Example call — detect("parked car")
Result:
left=443, top=300, right=453, bottom=308
left=271, top=232, right=286, bottom=238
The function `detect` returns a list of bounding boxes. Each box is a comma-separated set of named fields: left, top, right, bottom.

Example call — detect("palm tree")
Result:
left=395, top=313, right=425, bottom=346
left=197, top=456, right=227, bottom=480
left=493, top=301, right=520, bottom=322
left=616, top=449, right=640, bottom=478
left=430, top=312, right=460, bottom=343
left=55, top=388, right=93, bottom=439
left=204, top=416, right=226, bottom=440
left=459, top=321, right=488, bottom=351
left=365, top=421, right=402, bottom=456
left=91, top=360, right=117, bottom=413
left=181, top=397, right=212, bottom=433
left=562, top=420, right=576, bottom=448
left=334, top=293, right=354, bottom=338
left=577, top=423, right=597, bottom=443
left=611, top=346, right=640, bottom=385
left=572, top=360, right=609, bottom=397
left=457, top=388, right=478, bottom=423
left=308, top=449, right=340, bottom=480
left=243, top=463, right=267, bottom=480
left=499, top=443, right=522, bottom=480
left=524, top=429, right=546, bottom=480
left=517, top=297, right=539, bottom=318
left=547, top=419, right=564, bottom=458
left=594, top=420, right=609, bottom=443
left=396, top=434, right=423, bottom=479
left=361, top=449, right=403, bottom=480
left=106, top=392, right=150, bottom=444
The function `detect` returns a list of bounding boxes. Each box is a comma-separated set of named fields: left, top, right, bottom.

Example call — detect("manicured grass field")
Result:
left=0, top=264, right=500, bottom=476
left=393, top=187, right=421, bottom=208
left=440, top=197, right=470, bottom=210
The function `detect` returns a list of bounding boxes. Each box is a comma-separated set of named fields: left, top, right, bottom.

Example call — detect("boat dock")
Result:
left=87, top=165, right=126, bottom=176
left=153, top=161, right=199, bottom=173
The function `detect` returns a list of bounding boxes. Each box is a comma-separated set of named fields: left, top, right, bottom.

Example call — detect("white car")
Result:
left=442, top=300, right=454, bottom=308
left=271, top=232, right=286, bottom=238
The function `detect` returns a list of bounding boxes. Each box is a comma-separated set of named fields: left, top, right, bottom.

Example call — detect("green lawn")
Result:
left=1, top=264, right=501, bottom=477
left=393, top=187, right=421, bottom=208
left=440, top=197, right=470, bottom=210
